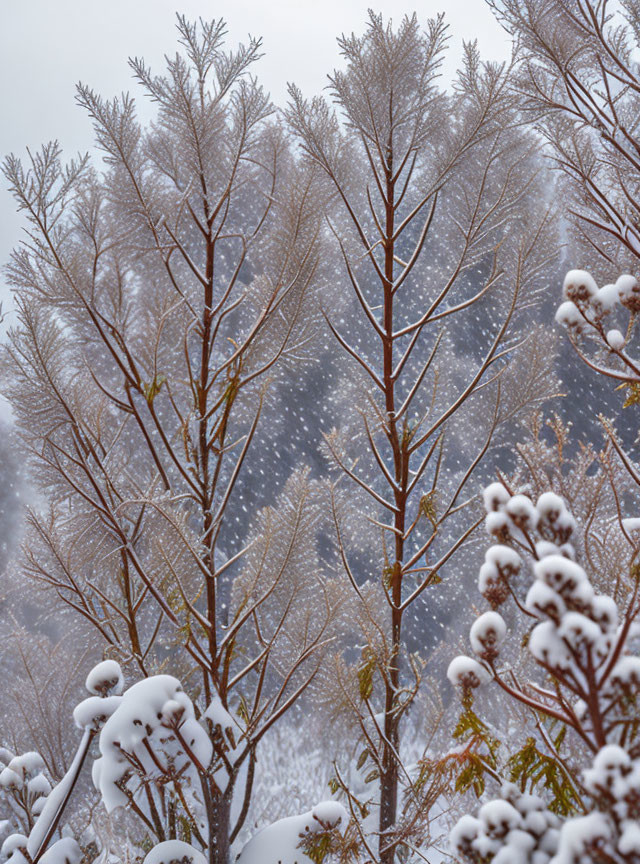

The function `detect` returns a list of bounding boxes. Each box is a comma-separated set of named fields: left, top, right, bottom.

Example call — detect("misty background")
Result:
left=0, top=1, right=618, bottom=618
left=0, top=0, right=510, bottom=285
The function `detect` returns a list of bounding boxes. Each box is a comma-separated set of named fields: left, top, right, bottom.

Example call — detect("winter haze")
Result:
left=2, top=3, right=640, bottom=864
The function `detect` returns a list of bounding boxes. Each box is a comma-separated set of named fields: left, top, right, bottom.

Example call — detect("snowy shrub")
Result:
left=0, top=657, right=358, bottom=864
left=0, top=748, right=54, bottom=845
left=91, top=674, right=214, bottom=819
left=555, top=269, right=640, bottom=413
left=450, top=482, right=640, bottom=862
left=0, top=660, right=127, bottom=864
left=450, top=783, right=560, bottom=864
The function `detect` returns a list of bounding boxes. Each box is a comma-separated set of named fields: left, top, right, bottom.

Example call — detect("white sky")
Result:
left=0, top=0, right=510, bottom=280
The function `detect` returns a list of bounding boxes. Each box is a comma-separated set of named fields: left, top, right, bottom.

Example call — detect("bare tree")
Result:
left=287, top=13, right=558, bottom=863
left=1, top=17, right=340, bottom=864
left=488, top=0, right=640, bottom=269
left=487, top=0, right=640, bottom=447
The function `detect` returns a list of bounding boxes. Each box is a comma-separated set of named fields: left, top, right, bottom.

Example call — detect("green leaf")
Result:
left=382, top=565, right=394, bottom=589
left=356, top=749, right=369, bottom=771
left=506, top=735, right=582, bottom=816
left=357, top=651, right=376, bottom=701
left=616, top=381, right=640, bottom=408
left=143, top=373, right=167, bottom=405
left=454, top=756, right=486, bottom=798
left=451, top=706, right=501, bottom=797
left=420, top=490, right=438, bottom=527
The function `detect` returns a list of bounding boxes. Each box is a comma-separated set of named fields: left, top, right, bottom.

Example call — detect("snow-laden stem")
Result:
left=27, top=729, right=94, bottom=863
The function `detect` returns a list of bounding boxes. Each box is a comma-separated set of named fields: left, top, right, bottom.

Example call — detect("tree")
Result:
left=488, top=0, right=640, bottom=270
left=1, top=17, right=341, bottom=864
left=486, top=0, right=640, bottom=458
left=287, top=12, right=559, bottom=863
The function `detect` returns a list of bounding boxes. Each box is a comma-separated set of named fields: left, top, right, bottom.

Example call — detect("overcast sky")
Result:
left=0, top=0, right=510, bottom=286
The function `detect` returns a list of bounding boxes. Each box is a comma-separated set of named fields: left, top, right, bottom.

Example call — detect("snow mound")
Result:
left=38, top=838, right=82, bottom=864
left=236, top=800, right=348, bottom=864
left=143, top=841, right=207, bottom=864
left=92, top=675, right=212, bottom=812
left=85, top=660, right=124, bottom=696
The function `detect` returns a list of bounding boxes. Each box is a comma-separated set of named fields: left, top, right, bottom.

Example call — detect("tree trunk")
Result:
left=208, top=794, right=232, bottom=864
left=379, top=629, right=401, bottom=864
left=378, top=142, right=406, bottom=864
